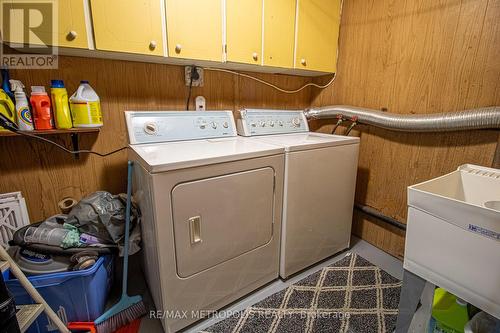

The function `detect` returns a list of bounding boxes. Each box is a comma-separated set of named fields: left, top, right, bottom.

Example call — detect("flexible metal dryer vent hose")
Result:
left=304, top=105, right=500, bottom=132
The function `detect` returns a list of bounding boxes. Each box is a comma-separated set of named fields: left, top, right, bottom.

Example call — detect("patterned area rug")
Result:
left=201, top=253, right=402, bottom=333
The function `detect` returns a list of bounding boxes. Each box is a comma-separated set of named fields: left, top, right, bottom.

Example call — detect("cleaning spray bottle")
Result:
left=30, top=86, right=54, bottom=130
left=9, top=80, right=34, bottom=131
left=50, top=80, right=72, bottom=129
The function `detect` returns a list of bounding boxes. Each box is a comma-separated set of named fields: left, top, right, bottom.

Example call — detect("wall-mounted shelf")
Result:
left=0, top=128, right=99, bottom=137
left=0, top=128, right=100, bottom=160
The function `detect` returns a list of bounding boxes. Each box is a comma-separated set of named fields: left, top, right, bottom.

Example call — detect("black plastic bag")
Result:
left=66, top=191, right=140, bottom=245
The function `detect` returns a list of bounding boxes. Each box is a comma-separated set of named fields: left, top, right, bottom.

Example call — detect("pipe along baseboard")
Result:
left=305, top=105, right=500, bottom=132
left=354, top=203, right=407, bottom=231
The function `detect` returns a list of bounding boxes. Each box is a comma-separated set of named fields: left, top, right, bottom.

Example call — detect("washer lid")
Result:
left=252, top=132, right=360, bottom=152
left=129, top=137, right=284, bottom=172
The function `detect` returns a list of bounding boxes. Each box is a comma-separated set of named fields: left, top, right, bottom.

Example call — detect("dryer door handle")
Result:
left=188, top=216, right=202, bottom=245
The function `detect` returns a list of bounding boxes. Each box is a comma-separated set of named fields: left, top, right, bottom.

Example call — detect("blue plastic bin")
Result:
left=3, top=255, right=113, bottom=333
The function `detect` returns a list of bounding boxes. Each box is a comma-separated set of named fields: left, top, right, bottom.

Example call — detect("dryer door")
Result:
left=171, top=167, right=275, bottom=278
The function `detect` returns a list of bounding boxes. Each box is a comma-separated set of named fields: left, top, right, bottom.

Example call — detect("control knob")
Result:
left=144, top=122, right=157, bottom=135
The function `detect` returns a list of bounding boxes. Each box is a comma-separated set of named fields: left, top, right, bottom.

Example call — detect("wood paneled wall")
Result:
left=1, top=0, right=499, bottom=260
left=310, top=0, right=500, bottom=258
left=0, top=56, right=313, bottom=222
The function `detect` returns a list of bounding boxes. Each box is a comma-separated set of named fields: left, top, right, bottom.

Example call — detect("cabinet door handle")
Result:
left=149, top=40, right=157, bottom=50
left=188, top=216, right=202, bottom=245
left=300, top=58, right=307, bottom=66
left=66, top=31, right=77, bottom=41
left=252, top=52, right=258, bottom=61
left=175, top=44, right=182, bottom=53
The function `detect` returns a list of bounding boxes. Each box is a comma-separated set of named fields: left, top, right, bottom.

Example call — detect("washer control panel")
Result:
left=236, top=109, right=309, bottom=136
left=125, top=111, right=237, bottom=144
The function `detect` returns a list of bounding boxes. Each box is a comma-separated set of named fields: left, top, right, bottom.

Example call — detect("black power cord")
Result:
left=0, top=113, right=127, bottom=157
left=185, top=65, right=199, bottom=110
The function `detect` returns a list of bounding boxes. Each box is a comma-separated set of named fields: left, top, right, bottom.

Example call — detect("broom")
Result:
left=94, top=161, right=146, bottom=333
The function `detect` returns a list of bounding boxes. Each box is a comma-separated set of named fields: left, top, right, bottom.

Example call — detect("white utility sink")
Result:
left=404, top=164, right=500, bottom=318
left=409, top=164, right=500, bottom=235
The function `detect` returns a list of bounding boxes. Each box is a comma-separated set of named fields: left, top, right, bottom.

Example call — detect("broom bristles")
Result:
left=95, top=300, right=146, bottom=333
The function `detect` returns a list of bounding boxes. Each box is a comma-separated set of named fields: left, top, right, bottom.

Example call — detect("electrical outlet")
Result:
left=195, top=96, right=206, bottom=111
left=185, top=66, right=204, bottom=87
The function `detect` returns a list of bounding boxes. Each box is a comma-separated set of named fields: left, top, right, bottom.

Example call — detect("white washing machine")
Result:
left=236, top=109, right=360, bottom=278
left=125, top=111, right=285, bottom=332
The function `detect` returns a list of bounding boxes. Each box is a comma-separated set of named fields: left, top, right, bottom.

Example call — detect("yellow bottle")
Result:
left=50, top=80, right=72, bottom=129
left=69, top=80, right=102, bottom=128
left=0, top=89, right=16, bottom=131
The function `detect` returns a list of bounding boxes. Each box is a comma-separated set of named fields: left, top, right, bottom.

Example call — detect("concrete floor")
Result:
left=122, top=237, right=430, bottom=332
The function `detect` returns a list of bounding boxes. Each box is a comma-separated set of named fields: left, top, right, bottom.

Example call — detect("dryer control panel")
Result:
left=125, top=111, right=237, bottom=144
left=236, top=109, right=309, bottom=137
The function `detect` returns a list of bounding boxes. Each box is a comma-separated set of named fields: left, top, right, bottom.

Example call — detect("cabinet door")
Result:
left=295, top=0, right=341, bottom=72
left=226, top=0, right=262, bottom=65
left=58, top=0, right=88, bottom=48
left=263, top=0, right=295, bottom=68
left=90, top=0, right=164, bottom=56
left=166, top=0, right=222, bottom=61
left=1, top=0, right=88, bottom=48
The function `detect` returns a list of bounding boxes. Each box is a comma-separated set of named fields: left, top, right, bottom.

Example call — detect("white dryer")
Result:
left=237, top=109, right=360, bottom=278
left=125, top=111, right=284, bottom=332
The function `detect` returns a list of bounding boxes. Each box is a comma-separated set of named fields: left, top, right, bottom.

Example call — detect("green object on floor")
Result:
left=431, top=288, right=469, bottom=333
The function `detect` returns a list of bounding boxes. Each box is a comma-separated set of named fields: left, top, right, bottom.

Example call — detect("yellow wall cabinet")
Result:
left=295, top=0, right=341, bottom=72
left=1, top=0, right=341, bottom=75
left=226, top=0, right=262, bottom=65
left=263, top=0, right=296, bottom=68
left=1, top=0, right=89, bottom=48
left=166, top=0, right=223, bottom=62
left=90, top=0, right=164, bottom=56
